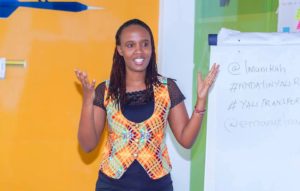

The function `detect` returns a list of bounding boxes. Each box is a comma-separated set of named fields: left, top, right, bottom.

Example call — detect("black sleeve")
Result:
left=167, top=78, right=185, bottom=109
left=93, top=81, right=106, bottom=111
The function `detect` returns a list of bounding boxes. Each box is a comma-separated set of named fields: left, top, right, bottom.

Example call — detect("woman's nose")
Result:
left=134, top=44, right=143, bottom=53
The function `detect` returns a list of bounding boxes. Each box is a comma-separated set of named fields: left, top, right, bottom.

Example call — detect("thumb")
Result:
left=91, top=79, right=96, bottom=88
left=198, top=72, right=204, bottom=85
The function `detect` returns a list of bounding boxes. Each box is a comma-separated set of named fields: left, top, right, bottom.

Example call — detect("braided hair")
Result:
left=107, top=19, right=160, bottom=108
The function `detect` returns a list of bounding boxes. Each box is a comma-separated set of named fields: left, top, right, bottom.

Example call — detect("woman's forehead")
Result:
left=120, top=25, right=151, bottom=41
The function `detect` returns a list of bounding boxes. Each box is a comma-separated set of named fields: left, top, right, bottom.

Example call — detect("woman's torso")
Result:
left=93, top=78, right=185, bottom=190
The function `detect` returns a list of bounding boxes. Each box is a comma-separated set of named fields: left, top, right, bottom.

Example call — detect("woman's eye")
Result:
left=126, top=43, right=134, bottom=48
left=143, top=42, right=149, bottom=47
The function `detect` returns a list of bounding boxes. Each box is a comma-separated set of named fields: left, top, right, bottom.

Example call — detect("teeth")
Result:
left=134, top=58, right=144, bottom=63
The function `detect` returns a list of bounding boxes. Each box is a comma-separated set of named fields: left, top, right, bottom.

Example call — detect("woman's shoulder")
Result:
left=93, top=80, right=108, bottom=109
left=156, top=76, right=180, bottom=90
left=157, top=76, right=176, bottom=85
left=157, top=75, right=177, bottom=85
left=95, top=80, right=107, bottom=91
left=163, top=77, right=186, bottom=108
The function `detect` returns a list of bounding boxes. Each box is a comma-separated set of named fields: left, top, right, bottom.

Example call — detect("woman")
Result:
left=75, top=19, right=219, bottom=191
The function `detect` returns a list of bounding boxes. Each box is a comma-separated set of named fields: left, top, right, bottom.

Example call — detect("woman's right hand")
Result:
left=74, top=69, right=96, bottom=101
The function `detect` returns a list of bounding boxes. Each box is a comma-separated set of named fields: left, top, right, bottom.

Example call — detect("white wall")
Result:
left=158, top=0, right=195, bottom=190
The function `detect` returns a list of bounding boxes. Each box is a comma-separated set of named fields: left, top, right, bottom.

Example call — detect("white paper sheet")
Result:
left=205, top=34, right=300, bottom=191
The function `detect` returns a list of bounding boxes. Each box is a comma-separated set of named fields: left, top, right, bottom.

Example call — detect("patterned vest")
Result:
left=100, top=77, right=172, bottom=179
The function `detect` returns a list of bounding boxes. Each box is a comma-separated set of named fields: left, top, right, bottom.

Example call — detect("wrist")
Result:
left=83, top=96, right=94, bottom=105
left=195, top=99, right=206, bottom=110
left=194, top=106, right=206, bottom=115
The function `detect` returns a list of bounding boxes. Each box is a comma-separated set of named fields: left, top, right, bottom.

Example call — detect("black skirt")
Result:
left=95, top=160, right=173, bottom=191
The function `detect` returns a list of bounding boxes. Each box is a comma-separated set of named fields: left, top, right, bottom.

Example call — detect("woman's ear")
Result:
left=117, top=46, right=123, bottom=56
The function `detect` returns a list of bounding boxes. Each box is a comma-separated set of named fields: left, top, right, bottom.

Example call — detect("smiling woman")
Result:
left=74, top=18, right=219, bottom=191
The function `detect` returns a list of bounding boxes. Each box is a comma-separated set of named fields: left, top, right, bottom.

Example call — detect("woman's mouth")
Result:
left=134, top=58, right=144, bottom=65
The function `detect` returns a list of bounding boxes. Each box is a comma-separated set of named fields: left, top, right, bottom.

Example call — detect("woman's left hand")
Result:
left=196, top=63, right=219, bottom=108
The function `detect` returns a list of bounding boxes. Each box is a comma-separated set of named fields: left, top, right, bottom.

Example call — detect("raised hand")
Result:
left=74, top=69, right=96, bottom=101
left=196, top=63, right=219, bottom=108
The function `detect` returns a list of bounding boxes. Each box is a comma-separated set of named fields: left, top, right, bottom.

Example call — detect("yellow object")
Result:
left=297, top=9, right=300, bottom=20
left=6, top=60, right=26, bottom=67
left=0, top=0, right=159, bottom=190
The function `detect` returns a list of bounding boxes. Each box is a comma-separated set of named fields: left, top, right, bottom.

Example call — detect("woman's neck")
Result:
left=126, top=71, right=146, bottom=92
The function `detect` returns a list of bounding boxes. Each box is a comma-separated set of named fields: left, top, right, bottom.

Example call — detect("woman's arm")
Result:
left=75, top=69, right=106, bottom=152
left=168, top=63, right=219, bottom=149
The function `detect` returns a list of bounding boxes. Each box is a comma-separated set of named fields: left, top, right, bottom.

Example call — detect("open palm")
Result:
left=197, top=63, right=219, bottom=100
left=74, top=69, right=96, bottom=100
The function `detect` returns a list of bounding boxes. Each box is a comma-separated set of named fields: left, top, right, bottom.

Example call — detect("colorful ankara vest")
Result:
left=100, top=76, right=172, bottom=180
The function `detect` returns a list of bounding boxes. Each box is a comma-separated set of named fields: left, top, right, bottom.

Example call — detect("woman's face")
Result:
left=117, top=24, right=152, bottom=74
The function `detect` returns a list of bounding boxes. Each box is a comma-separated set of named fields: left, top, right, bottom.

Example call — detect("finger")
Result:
left=74, top=69, right=81, bottom=79
left=76, top=69, right=83, bottom=78
left=91, top=79, right=96, bottom=88
left=211, top=64, right=219, bottom=74
left=76, top=70, right=87, bottom=86
left=211, top=63, right=216, bottom=69
left=211, top=64, right=219, bottom=80
left=208, top=63, right=216, bottom=72
left=209, top=71, right=219, bottom=86
left=206, top=72, right=214, bottom=84
left=78, top=71, right=87, bottom=86
left=75, top=70, right=85, bottom=83
left=207, top=64, right=219, bottom=81
left=210, top=63, right=218, bottom=74
left=213, top=63, right=219, bottom=72
left=205, top=74, right=215, bottom=86
left=81, top=72, right=90, bottom=87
